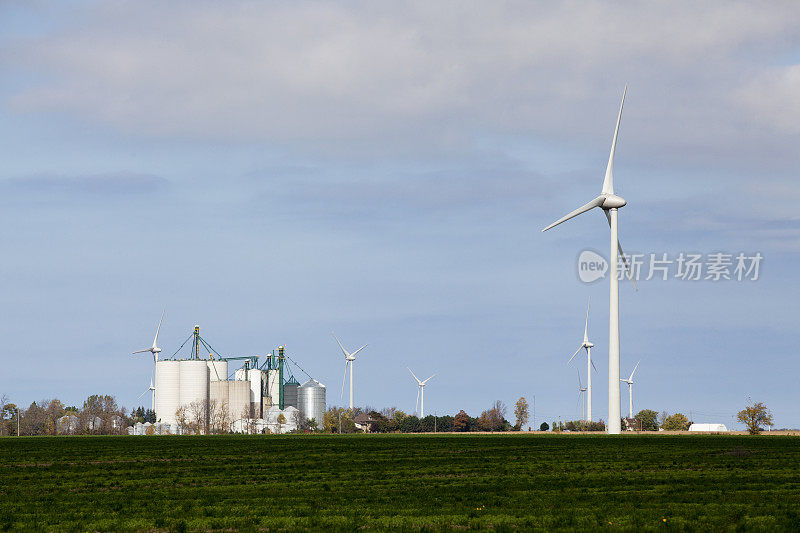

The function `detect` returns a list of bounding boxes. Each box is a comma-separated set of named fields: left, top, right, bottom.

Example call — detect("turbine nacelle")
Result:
left=582, top=341, right=594, bottom=349
left=600, top=193, right=626, bottom=209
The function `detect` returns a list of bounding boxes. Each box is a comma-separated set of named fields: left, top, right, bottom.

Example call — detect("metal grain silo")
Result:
left=155, top=360, right=181, bottom=425
left=179, top=359, right=209, bottom=412
left=298, top=379, right=326, bottom=427
left=207, top=360, right=228, bottom=382
left=283, top=377, right=299, bottom=409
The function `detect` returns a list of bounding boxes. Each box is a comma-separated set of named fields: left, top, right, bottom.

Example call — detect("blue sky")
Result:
left=1, top=1, right=799, bottom=428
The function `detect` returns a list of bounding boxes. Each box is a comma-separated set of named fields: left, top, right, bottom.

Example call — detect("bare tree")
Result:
left=292, top=409, right=308, bottom=432
left=175, top=406, right=189, bottom=434
left=209, top=400, right=231, bottom=434
left=188, top=400, right=209, bottom=434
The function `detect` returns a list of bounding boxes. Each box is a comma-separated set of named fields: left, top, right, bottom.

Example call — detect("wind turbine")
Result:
left=542, top=86, right=637, bottom=434
left=620, top=360, right=640, bottom=419
left=577, top=369, right=588, bottom=423
left=408, top=368, right=435, bottom=418
left=133, top=310, right=164, bottom=364
left=333, top=333, right=367, bottom=410
left=137, top=378, right=156, bottom=412
left=133, top=310, right=164, bottom=414
left=567, top=299, right=597, bottom=422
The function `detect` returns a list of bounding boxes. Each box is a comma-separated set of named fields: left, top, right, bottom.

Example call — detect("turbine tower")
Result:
left=567, top=299, right=597, bottom=422
left=333, top=333, right=367, bottom=410
left=133, top=310, right=164, bottom=412
left=408, top=368, right=435, bottom=418
left=620, top=360, right=640, bottom=419
left=542, top=86, right=637, bottom=434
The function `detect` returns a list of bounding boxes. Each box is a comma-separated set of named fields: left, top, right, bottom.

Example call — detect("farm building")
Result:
left=689, top=423, right=728, bottom=432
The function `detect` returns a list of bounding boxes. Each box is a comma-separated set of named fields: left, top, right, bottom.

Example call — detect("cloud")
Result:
left=4, top=1, right=800, bottom=158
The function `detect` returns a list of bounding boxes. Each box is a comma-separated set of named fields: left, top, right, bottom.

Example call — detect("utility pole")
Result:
left=17, top=407, right=20, bottom=436
left=339, top=412, right=342, bottom=434
left=533, top=395, right=535, bottom=431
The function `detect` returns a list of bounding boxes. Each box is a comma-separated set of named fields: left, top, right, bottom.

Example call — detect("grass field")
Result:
left=1, top=434, right=800, bottom=531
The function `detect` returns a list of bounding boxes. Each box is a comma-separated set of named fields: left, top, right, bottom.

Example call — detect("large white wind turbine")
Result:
left=567, top=299, right=597, bottom=422
left=542, top=87, right=636, bottom=434
left=133, top=310, right=164, bottom=411
left=620, top=360, right=640, bottom=419
left=408, top=368, right=435, bottom=418
left=333, top=333, right=368, bottom=410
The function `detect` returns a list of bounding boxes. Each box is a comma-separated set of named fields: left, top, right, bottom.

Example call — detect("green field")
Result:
left=1, top=434, right=799, bottom=531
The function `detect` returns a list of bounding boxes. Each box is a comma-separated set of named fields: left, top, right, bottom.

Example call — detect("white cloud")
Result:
left=4, top=1, right=800, bottom=154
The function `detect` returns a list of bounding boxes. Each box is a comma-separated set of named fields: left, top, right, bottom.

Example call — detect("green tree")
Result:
left=513, top=397, right=529, bottom=430
left=539, top=422, right=549, bottom=431
left=634, top=409, right=659, bottom=431
left=737, top=401, right=774, bottom=435
left=453, top=410, right=469, bottom=432
left=661, top=413, right=690, bottom=431
left=399, top=415, right=421, bottom=433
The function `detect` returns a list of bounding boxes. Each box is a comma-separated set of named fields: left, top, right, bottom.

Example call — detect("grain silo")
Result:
left=179, top=359, right=210, bottom=411
left=298, top=379, right=326, bottom=427
left=265, top=369, right=280, bottom=407
left=207, top=360, right=228, bottom=382
left=155, top=360, right=181, bottom=425
left=283, top=376, right=300, bottom=409
left=235, top=367, right=264, bottom=417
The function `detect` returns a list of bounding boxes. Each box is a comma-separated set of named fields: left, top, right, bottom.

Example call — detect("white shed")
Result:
left=689, top=423, right=728, bottom=432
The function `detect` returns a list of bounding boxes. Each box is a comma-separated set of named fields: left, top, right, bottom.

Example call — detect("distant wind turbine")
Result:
left=408, top=368, right=435, bottom=418
left=542, top=86, right=637, bottom=434
left=567, top=299, right=597, bottom=422
left=138, top=378, right=156, bottom=412
left=333, top=333, right=367, bottom=410
left=133, top=310, right=164, bottom=414
left=577, top=370, right=588, bottom=423
left=620, top=360, right=640, bottom=419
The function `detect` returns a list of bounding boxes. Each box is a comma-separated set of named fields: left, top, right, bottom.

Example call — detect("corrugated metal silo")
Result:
left=179, top=359, right=209, bottom=411
left=207, top=360, right=228, bottom=382
left=283, top=378, right=299, bottom=409
left=266, top=369, right=280, bottom=407
left=298, top=379, right=326, bottom=427
left=155, top=360, right=181, bottom=425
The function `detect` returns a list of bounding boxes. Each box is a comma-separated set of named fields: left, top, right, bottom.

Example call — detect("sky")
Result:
left=1, top=1, right=799, bottom=429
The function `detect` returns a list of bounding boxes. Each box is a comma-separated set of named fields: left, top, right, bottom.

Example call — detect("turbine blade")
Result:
left=422, top=374, right=435, bottom=384
left=603, top=210, right=638, bottom=291
left=591, top=358, right=598, bottom=373
left=602, top=85, right=626, bottom=195
left=153, top=309, right=164, bottom=348
left=629, top=360, right=640, bottom=381
left=415, top=386, right=420, bottom=415
left=332, top=333, right=350, bottom=357
left=132, top=349, right=150, bottom=354
left=407, top=367, right=422, bottom=385
left=542, top=196, right=605, bottom=232
left=584, top=298, right=590, bottom=342
left=567, top=345, right=583, bottom=365
left=350, top=344, right=368, bottom=358
left=137, top=388, right=149, bottom=400
left=577, top=368, right=582, bottom=389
